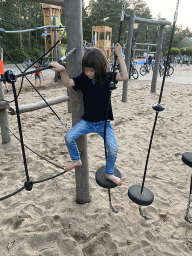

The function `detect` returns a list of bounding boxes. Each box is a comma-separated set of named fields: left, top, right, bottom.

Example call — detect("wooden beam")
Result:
left=124, top=14, right=171, bottom=26
left=0, top=100, right=9, bottom=110
left=26, top=0, right=65, bottom=7
left=9, top=96, right=70, bottom=115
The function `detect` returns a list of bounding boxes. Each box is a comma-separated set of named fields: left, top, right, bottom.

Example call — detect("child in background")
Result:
left=34, top=64, right=43, bottom=87
left=50, top=43, right=128, bottom=186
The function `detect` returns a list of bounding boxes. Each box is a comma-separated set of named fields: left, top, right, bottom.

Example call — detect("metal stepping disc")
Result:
left=96, top=166, right=121, bottom=189
left=128, top=185, right=154, bottom=206
left=182, top=152, right=192, bottom=168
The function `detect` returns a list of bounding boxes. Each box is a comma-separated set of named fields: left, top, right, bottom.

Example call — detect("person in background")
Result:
left=33, top=64, right=43, bottom=87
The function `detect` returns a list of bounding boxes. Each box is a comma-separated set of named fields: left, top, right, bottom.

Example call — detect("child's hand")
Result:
left=114, top=43, right=122, bottom=56
left=49, top=61, right=65, bottom=72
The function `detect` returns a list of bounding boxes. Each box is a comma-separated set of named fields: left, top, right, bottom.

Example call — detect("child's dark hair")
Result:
left=82, top=47, right=108, bottom=83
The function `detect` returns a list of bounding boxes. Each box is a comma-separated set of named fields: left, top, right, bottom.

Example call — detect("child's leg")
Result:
left=35, top=76, right=37, bottom=87
left=97, top=121, right=122, bottom=186
left=64, top=119, right=94, bottom=171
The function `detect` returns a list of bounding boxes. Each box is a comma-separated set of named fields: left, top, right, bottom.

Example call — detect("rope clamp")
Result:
left=4, top=70, right=17, bottom=83
left=24, top=181, right=33, bottom=191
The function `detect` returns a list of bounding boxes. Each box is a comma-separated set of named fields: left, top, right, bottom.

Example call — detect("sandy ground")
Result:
left=0, top=64, right=192, bottom=256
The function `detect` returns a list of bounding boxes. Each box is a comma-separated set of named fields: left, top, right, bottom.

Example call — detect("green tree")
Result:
left=83, top=0, right=157, bottom=51
left=180, top=47, right=192, bottom=56
left=0, top=0, right=44, bottom=62
left=170, top=47, right=180, bottom=56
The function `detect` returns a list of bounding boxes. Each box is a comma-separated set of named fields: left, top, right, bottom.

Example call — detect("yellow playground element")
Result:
left=42, top=3, right=67, bottom=57
left=92, top=26, right=112, bottom=60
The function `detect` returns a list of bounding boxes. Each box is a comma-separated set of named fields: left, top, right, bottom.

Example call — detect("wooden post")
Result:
left=65, top=0, right=90, bottom=204
left=124, top=14, right=171, bottom=96
left=0, top=47, right=10, bottom=144
left=53, top=16, right=59, bottom=82
left=122, top=9, right=135, bottom=103
left=151, top=24, right=165, bottom=93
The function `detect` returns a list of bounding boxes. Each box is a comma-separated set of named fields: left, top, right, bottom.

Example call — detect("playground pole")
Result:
left=122, top=9, right=135, bottom=103
left=0, top=46, right=10, bottom=144
left=151, top=24, right=165, bottom=93
left=53, top=16, right=59, bottom=82
left=64, top=0, right=90, bottom=204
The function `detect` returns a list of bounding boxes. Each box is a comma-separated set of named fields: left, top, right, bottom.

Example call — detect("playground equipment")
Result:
left=92, top=26, right=112, bottom=60
left=123, top=11, right=171, bottom=102
left=42, top=3, right=66, bottom=57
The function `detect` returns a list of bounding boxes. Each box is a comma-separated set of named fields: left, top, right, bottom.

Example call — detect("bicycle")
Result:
left=140, top=62, right=153, bottom=76
left=159, top=64, right=174, bottom=77
left=42, top=59, right=51, bottom=67
left=130, top=63, right=139, bottom=79
left=22, top=58, right=32, bottom=69
left=109, top=61, right=120, bottom=72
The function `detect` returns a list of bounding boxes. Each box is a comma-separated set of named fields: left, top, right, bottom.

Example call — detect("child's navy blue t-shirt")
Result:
left=72, top=72, right=118, bottom=122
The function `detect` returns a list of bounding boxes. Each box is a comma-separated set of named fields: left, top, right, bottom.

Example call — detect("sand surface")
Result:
left=0, top=64, right=192, bottom=255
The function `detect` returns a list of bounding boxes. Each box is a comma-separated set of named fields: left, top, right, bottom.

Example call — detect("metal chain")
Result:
left=185, top=174, right=192, bottom=223
left=185, top=194, right=192, bottom=223
left=60, top=47, right=76, bottom=62
left=139, top=206, right=150, bottom=220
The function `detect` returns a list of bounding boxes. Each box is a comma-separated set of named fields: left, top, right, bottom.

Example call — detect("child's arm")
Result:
left=114, top=43, right=128, bottom=81
left=49, top=61, right=75, bottom=87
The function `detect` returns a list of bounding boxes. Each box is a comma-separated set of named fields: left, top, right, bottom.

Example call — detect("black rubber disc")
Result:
left=182, top=152, right=192, bottom=167
left=95, top=166, right=121, bottom=189
left=128, top=185, right=154, bottom=206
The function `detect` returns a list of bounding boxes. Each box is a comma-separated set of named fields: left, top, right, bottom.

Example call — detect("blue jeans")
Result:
left=64, top=119, right=118, bottom=175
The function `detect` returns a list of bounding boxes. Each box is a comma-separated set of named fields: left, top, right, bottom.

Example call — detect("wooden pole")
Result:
left=151, top=24, right=165, bottom=93
left=122, top=9, right=135, bottom=103
left=124, top=14, right=171, bottom=96
left=53, top=16, right=59, bottom=82
left=65, top=0, right=90, bottom=204
left=0, top=47, right=10, bottom=144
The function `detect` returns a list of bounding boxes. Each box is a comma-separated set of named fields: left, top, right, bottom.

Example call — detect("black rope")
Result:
left=1, top=54, right=68, bottom=130
left=0, top=186, right=25, bottom=201
left=110, top=0, right=125, bottom=83
left=7, top=129, right=73, bottom=184
left=3, top=30, right=66, bottom=102
left=185, top=174, right=192, bottom=223
left=0, top=126, right=72, bottom=201
left=7, top=126, right=67, bottom=171
left=133, top=27, right=138, bottom=44
left=12, top=81, right=30, bottom=182
left=140, top=0, right=180, bottom=194
left=145, top=26, right=148, bottom=43
left=104, top=91, right=112, bottom=159
left=103, top=0, right=125, bottom=155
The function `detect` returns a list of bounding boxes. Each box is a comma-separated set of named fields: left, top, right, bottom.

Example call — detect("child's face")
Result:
left=84, top=67, right=95, bottom=80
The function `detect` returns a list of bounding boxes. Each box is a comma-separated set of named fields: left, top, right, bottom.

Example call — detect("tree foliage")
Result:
left=0, top=0, right=191, bottom=63
left=180, top=47, right=192, bottom=56
left=169, top=47, right=180, bottom=56
left=0, top=0, right=44, bottom=62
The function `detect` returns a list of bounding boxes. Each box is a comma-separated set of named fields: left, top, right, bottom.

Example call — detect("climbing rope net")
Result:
left=0, top=29, right=77, bottom=201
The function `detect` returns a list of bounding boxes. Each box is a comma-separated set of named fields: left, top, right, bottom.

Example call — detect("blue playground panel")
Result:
left=137, top=60, right=155, bottom=65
